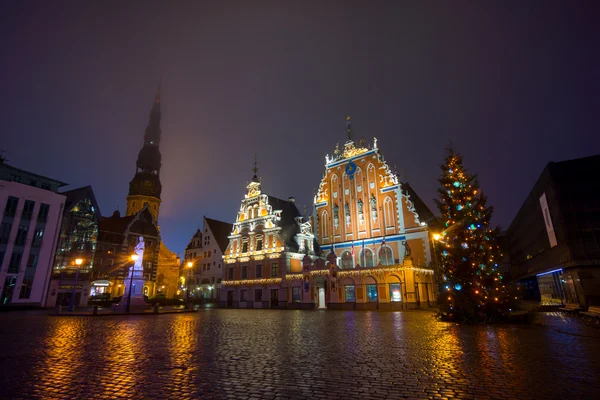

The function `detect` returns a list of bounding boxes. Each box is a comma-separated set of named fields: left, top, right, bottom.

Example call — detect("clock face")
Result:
left=345, top=161, right=357, bottom=176
left=143, top=180, right=152, bottom=188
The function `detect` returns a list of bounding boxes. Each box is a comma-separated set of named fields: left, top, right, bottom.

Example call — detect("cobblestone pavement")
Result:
left=1, top=310, right=599, bottom=399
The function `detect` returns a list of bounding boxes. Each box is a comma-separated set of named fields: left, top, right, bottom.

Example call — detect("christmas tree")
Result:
left=435, top=147, right=509, bottom=322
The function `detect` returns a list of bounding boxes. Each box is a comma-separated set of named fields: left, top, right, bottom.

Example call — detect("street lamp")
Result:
left=186, top=261, right=193, bottom=309
left=68, top=258, right=83, bottom=312
left=126, top=254, right=138, bottom=313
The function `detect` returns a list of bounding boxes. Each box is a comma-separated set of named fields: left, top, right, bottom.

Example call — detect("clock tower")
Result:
left=126, top=87, right=163, bottom=220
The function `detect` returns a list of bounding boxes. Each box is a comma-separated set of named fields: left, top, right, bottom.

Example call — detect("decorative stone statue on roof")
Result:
left=402, top=240, right=412, bottom=258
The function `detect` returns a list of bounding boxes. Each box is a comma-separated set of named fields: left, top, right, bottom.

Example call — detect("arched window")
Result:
left=341, top=251, right=353, bottom=269
left=320, top=210, right=329, bottom=240
left=384, top=197, right=394, bottom=227
left=242, top=241, right=248, bottom=253
left=255, top=236, right=263, bottom=251
left=361, top=249, right=374, bottom=268
left=132, top=201, right=136, bottom=208
left=379, top=246, right=393, bottom=266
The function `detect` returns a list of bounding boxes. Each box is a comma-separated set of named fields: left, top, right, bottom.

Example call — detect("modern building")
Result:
left=0, top=158, right=66, bottom=307
left=220, top=165, right=322, bottom=309
left=507, top=154, right=600, bottom=308
left=46, top=186, right=101, bottom=308
left=183, top=217, right=232, bottom=301
left=311, top=123, right=436, bottom=309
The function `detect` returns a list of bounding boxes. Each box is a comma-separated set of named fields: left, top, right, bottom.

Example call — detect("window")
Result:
left=271, top=263, right=279, bottom=277
left=361, top=249, right=374, bottom=267
left=242, top=266, right=248, bottom=279
left=21, top=200, right=35, bottom=220
left=292, top=287, right=301, bottom=302
left=379, top=247, right=393, bottom=266
left=132, top=201, right=136, bottom=208
left=240, top=290, right=247, bottom=302
left=345, top=285, right=356, bottom=302
left=8, top=251, right=22, bottom=274
left=389, top=283, right=402, bottom=302
left=208, top=251, right=211, bottom=257
left=207, top=263, right=210, bottom=271
left=4, top=197, right=18, bottom=217
left=38, top=203, right=50, bottom=222
left=384, top=197, right=394, bottom=227
left=255, top=289, right=262, bottom=302
left=32, top=227, right=44, bottom=247
left=19, top=278, right=33, bottom=299
left=26, top=254, right=38, bottom=269
left=228, top=267, right=234, bottom=280
left=256, top=264, right=262, bottom=278
left=15, top=224, right=29, bottom=246
left=366, top=284, right=378, bottom=302
left=256, top=238, right=263, bottom=251
left=0, top=251, right=4, bottom=268
left=0, top=222, right=12, bottom=244
left=242, top=241, right=248, bottom=253
left=341, top=251, right=353, bottom=269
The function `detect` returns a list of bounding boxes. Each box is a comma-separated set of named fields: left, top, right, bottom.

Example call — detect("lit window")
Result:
left=389, top=283, right=402, bottom=302
left=366, top=284, right=378, bottom=302
left=345, top=285, right=356, bottom=302
left=292, top=287, right=301, bottom=302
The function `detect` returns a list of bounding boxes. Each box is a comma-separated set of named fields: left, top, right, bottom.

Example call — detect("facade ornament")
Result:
left=370, top=194, right=377, bottom=220
left=344, top=202, right=351, bottom=226
left=402, top=240, right=412, bottom=258
left=333, top=203, right=339, bottom=228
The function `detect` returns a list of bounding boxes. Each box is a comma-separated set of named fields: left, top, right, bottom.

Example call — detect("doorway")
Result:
left=318, top=287, right=326, bottom=309
left=226, top=291, right=233, bottom=307
left=270, top=289, right=279, bottom=308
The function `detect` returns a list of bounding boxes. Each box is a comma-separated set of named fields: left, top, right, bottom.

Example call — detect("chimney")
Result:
left=288, top=197, right=295, bottom=204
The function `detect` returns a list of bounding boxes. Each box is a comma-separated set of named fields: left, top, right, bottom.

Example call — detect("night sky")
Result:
left=2, top=1, right=599, bottom=254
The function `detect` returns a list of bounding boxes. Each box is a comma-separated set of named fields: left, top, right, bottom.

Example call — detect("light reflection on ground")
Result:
left=1, top=310, right=599, bottom=398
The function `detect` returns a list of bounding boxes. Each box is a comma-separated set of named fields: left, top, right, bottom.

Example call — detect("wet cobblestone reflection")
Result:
left=1, top=310, right=599, bottom=399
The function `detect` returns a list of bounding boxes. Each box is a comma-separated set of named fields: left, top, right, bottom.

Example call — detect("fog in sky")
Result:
left=1, top=1, right=598, bottom=253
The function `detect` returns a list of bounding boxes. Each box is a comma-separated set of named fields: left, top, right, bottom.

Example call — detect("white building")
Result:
left=0, top=159, right=66, bottom=307
left=183, top=216, right=232, bottom=301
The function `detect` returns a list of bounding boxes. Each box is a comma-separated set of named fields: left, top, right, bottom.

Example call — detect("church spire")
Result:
left=126, top=87, right=164, bottom=220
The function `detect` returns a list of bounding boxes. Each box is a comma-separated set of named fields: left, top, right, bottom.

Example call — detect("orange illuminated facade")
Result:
left=312, top=122, right=436, bottom=309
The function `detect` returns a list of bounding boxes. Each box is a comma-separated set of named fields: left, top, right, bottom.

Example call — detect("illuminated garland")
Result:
left=309, top=269, right=330, bottom=276
left=222, top=278, right=283, bottom=286
left=338, top=266, right=434, bottom=277
left=285, top=274, right=304, bottom=280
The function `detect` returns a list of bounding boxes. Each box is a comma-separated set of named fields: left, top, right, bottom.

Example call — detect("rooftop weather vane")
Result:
left=346, top=116, right=351, bottom=140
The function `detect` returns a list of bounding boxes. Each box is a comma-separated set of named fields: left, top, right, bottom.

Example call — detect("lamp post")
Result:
left=68, top=258, right=83, bottom=312
left=186, top=261, right=193, bottom=309
left=126, top=254, right=138, bottom=313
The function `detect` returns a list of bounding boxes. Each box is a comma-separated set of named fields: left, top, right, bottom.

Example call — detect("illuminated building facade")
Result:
left=312, top=120, right=436, bottom=309
left=183, top=217, right=232, bottom=301
left=92, top=208, right=160, bottom=298
left=220, top=165, right=322, bottom=309
left=46, top=186, right=101, bottom=308
left=0, top=158, right=66, bottom=307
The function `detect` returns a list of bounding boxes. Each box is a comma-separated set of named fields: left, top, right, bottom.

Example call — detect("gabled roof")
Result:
left=61, top=185, right=102, bottom=220
left=99, top=214, right=135, bottom=234
left=401, top=181, right=437, bottom=226
left=266, top=195, right=320, bottom=254
left=205, top=217, right=233, bottom=253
